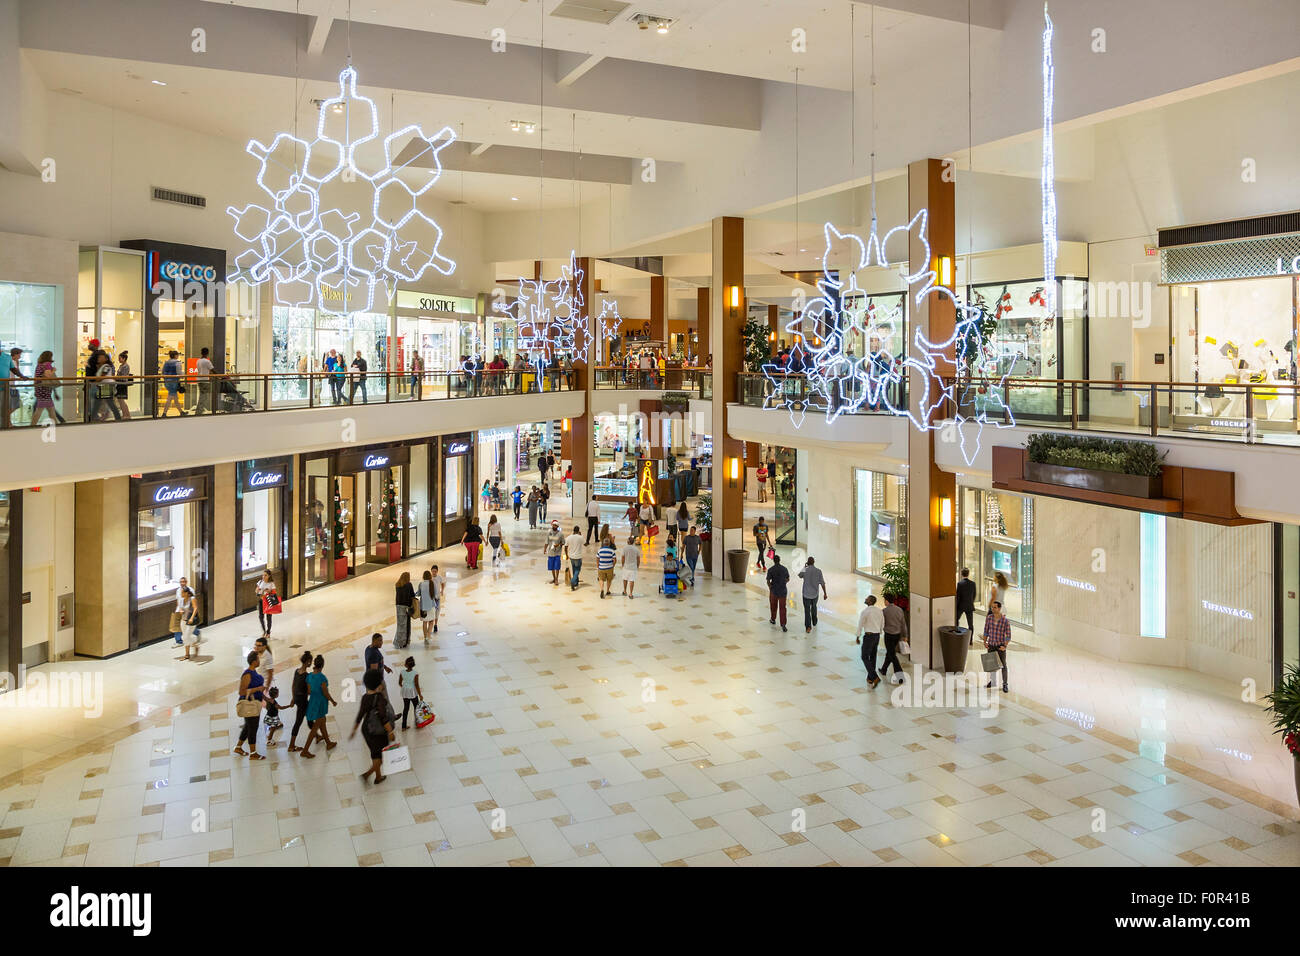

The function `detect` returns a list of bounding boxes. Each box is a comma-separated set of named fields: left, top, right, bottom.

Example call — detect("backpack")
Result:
left=363, top=695, right=391, bottom=736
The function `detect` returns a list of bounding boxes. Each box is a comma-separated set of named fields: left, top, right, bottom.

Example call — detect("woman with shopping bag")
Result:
left=256, top=571, right=281, bottom=636
left=351, top=669, right=396, bottom=784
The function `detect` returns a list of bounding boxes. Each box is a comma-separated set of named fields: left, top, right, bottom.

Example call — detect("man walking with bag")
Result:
left=765, top=554, right=790, bottom=632
left=880, top=593, right=908, bottom=684
left=982, top=600, right=1011, bottom=693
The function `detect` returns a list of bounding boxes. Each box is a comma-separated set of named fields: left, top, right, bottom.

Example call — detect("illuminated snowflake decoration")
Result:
left=761, top=211, right=1014, bottom=465
left=496, top=252, right=617, bottom=383
left=227, top=65, right=457, bottom=314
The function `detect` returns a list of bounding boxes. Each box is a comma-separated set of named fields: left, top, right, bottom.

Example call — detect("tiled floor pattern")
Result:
left=0, top=497, right=1298, bottom=866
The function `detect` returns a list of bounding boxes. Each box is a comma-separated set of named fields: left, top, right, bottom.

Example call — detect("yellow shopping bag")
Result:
left=502, top=541, right=511, bottom=557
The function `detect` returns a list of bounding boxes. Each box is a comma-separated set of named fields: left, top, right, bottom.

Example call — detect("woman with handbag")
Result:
left=486, top=514, right=504, bottom=566
left=394, top=571, right=415, bottom=649
left=417, top=570, right=436, bottom=643
left=256, top=571, right=279, bottom=635
left=113, top=350, right=133, bottom=420
left=31, top=351, right=65, bottom=426
left=233, top=650, right=266, bottom=759
left=179, top=590, right=202, bottom=661
left=351, top=669, right=396, bottom=785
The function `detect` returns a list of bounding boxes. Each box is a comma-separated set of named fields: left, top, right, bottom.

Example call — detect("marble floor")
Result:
left=0, top=496, right=1298, bottom=867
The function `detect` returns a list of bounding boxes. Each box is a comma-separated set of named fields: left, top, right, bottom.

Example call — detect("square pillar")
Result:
left=709, top=216, right=745, bottom=574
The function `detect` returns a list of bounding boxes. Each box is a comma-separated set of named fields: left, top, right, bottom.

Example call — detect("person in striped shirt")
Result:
left=597, top=535, right=618, bottom=599
left=982, top=600, right=1011, bottom=693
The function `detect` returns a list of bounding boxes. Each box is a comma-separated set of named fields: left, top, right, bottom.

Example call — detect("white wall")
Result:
left=21, top=483, right=75, bottom=662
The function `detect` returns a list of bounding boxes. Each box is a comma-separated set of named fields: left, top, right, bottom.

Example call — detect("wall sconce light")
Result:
left=729, top=286, right=740, bottom=311
left=728, top=456, right=740, bottom=485
left=768, top=330, right=775, bottom=342
left=562, top=418, right=570, bottom=432
left=938, top=255, right=953, bottom=288
left=938, top=495, right=953, bottom=538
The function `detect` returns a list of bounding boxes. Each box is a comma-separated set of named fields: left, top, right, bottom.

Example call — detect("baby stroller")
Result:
left=658, top=552, right=680, bottom=598
left=218, top=376, right=256, bottom=413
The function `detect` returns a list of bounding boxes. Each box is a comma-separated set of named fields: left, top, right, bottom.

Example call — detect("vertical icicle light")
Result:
left=1041, top=2, right=1057, bottom=316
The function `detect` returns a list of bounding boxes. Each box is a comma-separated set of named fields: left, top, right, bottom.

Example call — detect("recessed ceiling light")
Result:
left=524, top=123, right=535, bottom=134
left=510, top=120, right=520, bottom=131
left=151, top=79, right=166, bottom=86
left=656, top=20, right=669, bottom=34
left=331, top=103, right=344, bottom=114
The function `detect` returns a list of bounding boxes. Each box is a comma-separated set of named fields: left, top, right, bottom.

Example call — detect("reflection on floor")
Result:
left=0, top=495, right=1295, bottom=867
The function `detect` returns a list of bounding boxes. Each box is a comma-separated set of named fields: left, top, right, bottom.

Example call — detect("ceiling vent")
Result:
left=448, top=0, right=490, bottom=5
left=551, top=0, right=630, bottom=25
left=151, top=186, right=207, bottom=209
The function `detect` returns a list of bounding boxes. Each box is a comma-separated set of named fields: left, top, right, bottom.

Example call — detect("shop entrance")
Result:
left=336, top=467, right=404, bottom=577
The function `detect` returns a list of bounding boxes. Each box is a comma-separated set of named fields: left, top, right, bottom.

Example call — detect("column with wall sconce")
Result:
left=709, top=216, right=746, bottom=577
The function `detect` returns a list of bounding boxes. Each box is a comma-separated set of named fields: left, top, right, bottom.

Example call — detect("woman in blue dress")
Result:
left=299, top=655, right=338, bottom=759
left=233, top=650, right=266, bottom=759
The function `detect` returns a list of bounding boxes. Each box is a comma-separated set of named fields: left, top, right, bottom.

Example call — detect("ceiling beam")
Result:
left=305, top=15, right=333, bottom=56
left=469, top=142, right=491, bottom=157
left=556, top=52, right=605, bottom=88
left=849, top=0, right=1007, bottom=30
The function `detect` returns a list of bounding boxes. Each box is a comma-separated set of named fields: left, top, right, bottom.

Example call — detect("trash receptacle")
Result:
left=937, top=625, right=969, bottom=673
left=726, top=549, right=750, bottom=583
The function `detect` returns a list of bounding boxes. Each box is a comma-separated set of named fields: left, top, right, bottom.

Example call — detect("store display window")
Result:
left=957, top=487, right=1035, bottom=627
left=853, top=469, right=908, bottom=577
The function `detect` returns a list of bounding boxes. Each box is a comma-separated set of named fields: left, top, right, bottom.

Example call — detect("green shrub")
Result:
left=1025, top=433, right=1166, bottom=477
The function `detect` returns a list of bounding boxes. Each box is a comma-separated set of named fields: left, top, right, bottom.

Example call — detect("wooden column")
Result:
left=649, top=275, right=666, bottom=343
left=697, top=286, right=710, bottom=366
left=767, top=304, right=779, bottom=357
left=906, top=158, right=958, bottom=667
left=709, top=216, right=745, bottom=574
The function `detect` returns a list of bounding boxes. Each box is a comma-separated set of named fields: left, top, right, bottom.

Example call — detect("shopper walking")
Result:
left=624, top=501, right=639, bottom=537
left=597, top=534, right=618, bottom=598
left=766, top=554, right=790, bottom=632
left=111, top=350, right=133, bottom=420
left=527, top=488, right=540, bottom=529
left=0, top=346, right=26, bottom=427
left=30, top=351, right=65, bottom=426
left=254, top=635, right=275, bottom=688
left=364, top=632, right=392, bottom=700
left=299, top=655, right=339, bottom=758
left=539, top=482, right=550, bottom=520
left=956, top=567, right=977, bottom=639
left=427, top=565, right=446, bottom=636
left=797, top=556, right=827, bottom=634
left=287, top=650, right=314, bottom=752
left=512, top=485, right=523, bottom=521
left=418, top=570, right=435, bottom=642
left=565, top=464, right=573, bottom=497
left=461, top=515, right=484, bottom=570
left=256, top=570, right=277, bottom=635
left=585, top=497, right=601, bottom=545
left=564, top=524, right=585, bottom=590
left=348, top=350, right=368, bottom=404
left=89, top=349, right=120, bottom=422
left=682, top=525, right=701, bottom=586
left=487, top=514, right=505, bottom=566
left=756, top=463, right=768, bottom=502
left=545, top=519, right=565, bottom=585
left=177, top=587, right=201, bottom=660
left=398, top=656, right=422, bottom=730
left=351, top=669, right=396, bottom=784
left=620, top=534, right=640, bottom=598
left=989, top=571, right=1008, bottom=613
left=880, top=594, right=909, bottom=684
left=394, top=572, right=415, bottom=649
left=233, top=649, right=266, bottom=760
left=638, top=500, right=655, bottom=540
left=982, top=600, right=1011, bottom=693
left=857, top=595, right=884, bottom=687
left=675, top=501, right=690, bottom=538
left=159, top=349, right=184, bottom=417
left=193, top=347, right=214, bottom=415
left=753, top=516, right=771, bottom=569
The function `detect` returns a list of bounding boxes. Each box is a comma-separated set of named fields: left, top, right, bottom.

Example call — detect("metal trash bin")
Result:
left=726, top=549, right=750, bottom=583
left=937, top=625, right=970, bottom=673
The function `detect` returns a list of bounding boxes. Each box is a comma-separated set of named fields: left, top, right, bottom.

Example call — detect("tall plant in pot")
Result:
left=1264, top=662, right=1300, bottom=805
left=878, top=553, right=910, bottom=615
left=696, top=492, right=713, bottom=573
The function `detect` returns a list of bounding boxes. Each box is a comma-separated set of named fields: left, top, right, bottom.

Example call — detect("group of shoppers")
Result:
left=394, top=564, right=448, bottom=646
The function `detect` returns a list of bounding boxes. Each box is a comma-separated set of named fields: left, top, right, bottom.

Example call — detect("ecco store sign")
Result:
left=161, top=260, right=218, bottom=283
left=396, top=291, right=475, bottom=314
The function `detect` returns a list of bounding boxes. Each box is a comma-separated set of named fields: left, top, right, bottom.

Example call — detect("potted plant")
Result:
left=1264, top=662, right=1300, bottom=806
left=878, top=553, right=909, bottom=614
left=742, top=318, right=771, bottom=372
left=1024, top=433, right=1167, bottom=498
left=697, top=492, right=713, bottom=574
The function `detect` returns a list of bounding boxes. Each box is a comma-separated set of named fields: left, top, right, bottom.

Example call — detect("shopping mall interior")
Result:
left=0, top=0, right=1298, bottom=881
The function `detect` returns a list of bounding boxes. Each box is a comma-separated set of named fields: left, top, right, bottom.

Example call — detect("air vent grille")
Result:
left=1158, top=211, right=1300, bottom=248
left=151, top=187, right=207, bottom=209
left=551, top=0, right=630, bottom=24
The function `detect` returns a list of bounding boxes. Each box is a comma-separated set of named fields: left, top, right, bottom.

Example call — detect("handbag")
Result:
left=502, top=541, right=511, bottom=557
left=980, top=650, right=1002, bottom=673
left=236, top=696, right=260, bottom=718
left=414, top=699, right=436, bottom=729
left=381, top=743, right=411, bottom=775
left=410, top=595, right=420, bottom=618
left=648, top=524, right=659, bottom=538
left=261, top=592, right=282, bottom=615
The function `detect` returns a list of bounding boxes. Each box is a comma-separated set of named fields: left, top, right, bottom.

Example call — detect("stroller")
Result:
left=658, top=551, right=681, bottom=598
left=218, top=376, right=256, bottom=413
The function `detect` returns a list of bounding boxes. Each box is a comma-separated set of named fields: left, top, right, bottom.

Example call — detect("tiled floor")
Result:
left=0, top=494, right=1297, bottom=867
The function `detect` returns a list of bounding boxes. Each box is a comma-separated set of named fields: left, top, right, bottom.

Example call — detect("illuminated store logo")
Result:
left=362, top=454, right=390, bottom=469
left=396, top=291, right=475, bottom=314
left=1275, top=256, right=1300, bottom=276
left=1054, top=706, right=1095, bottom=730
left=446, top=442, right=470, bottom=456
left=153, top=485, right=196, bottom=503
left=817, top=514, right=840, bottom=526
left=227, top=65, right=457, bottom=315
left=160, top=261, right=218, bottom=283
left=247, top=470, right=284, bottom=488
left=1210, top=419, right=1247, bottom=428
left=1055, top=574, right=1096, bottom=593
left=1202, top=600, right=1253, bottom=620
left=477, top=427, right=515, bottom=444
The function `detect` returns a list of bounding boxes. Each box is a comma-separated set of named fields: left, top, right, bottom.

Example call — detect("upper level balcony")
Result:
left=0, top=370, right=584, bottom=489
left=592, top=365, right=712, bottom=399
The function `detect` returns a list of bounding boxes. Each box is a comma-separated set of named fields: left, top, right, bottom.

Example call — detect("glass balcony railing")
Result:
left=593, top=365, right=712, bottom=398
left=735, top=372, right=905, bottom=417
left=0, top=370, right=574, bottom=430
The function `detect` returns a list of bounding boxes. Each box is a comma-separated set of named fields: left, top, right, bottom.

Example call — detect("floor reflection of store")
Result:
left=853, top=469, right=908, bottom=578
left=300, top=441, right=434, bottom=592
left=959, top=487, right=1035, bottom=627
left=235, top=459, right=290, bottom=614
left=132, top=470, right=212, bottom=648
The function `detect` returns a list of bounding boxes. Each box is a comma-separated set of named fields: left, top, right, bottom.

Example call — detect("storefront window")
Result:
left=444, top=454, right=463, bottom=518
left=853, top=469, right=908, bottom=576
left=0, top=281, right=61, bottom=424
left=137, top=501, right=197, bottom=604
left=272, top=307, right=389, bottom=405
left=241, top=488, right=279, bottom=572
left=958, top=487, right=1035, bottom=627
left=408, top=447, right=429, bottom=552
left=226, top=279, right=260, bottom=379
left=303, top=457, right=331, bottom=590
left=272, top=306, right=315, bottom=405
left=77, top=248, right=145, bottom=418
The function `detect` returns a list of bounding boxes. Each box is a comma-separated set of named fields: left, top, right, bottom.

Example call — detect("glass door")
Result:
left=773, top=447, right=797, bottom=545
left=302, top=459, right=331, bottom=590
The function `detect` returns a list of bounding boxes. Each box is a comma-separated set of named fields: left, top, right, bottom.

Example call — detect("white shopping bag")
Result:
left=381, top=743, right=411, bottom=775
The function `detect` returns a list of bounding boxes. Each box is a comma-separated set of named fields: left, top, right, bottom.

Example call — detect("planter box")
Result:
left=1025, top=461, right=1162, bottom=498
left=332, top=556, right=350, bottom=581
left=372, top=541, right=402, bottom=564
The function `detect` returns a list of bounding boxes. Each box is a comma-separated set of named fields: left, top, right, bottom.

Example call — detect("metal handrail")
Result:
left=0, top=369, right=574, bottom=430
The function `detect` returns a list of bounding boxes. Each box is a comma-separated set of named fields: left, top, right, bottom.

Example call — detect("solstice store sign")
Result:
left=396, top=291, right=476, bottom=315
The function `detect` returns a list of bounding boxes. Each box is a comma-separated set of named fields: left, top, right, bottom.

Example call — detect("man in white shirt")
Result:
left=584, top=497, right=602, bottom=545
left=174, top=576, right=190, bottom=611
left=563, top=525, right=586, bottom=591
left=620, top=534, right=641, bottom=598
left=193, top=347, right=215, bottom=415
left=544, top=520, right=565, bottom=586
left=857, top=594, right=885, bottom=688
left=638, top=501, right=655, bottom=541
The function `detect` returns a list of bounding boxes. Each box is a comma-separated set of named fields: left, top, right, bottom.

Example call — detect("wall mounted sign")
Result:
left=139, top=475, right=208, bottom=507
left=396, top=291, right=476, bottom=315
left=242, top=464, right=288, bottom=493
left=160, top=260, right=218, bottom=283
left=1201, top=599, right=1253, bottom=620
left=477, top=427, right=516, bottom=444
left=1055, top=574, right=1097, bottom=593
left=337, top=446, right=410, bottom=473
left=444, top=439, right=471, bottom=457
